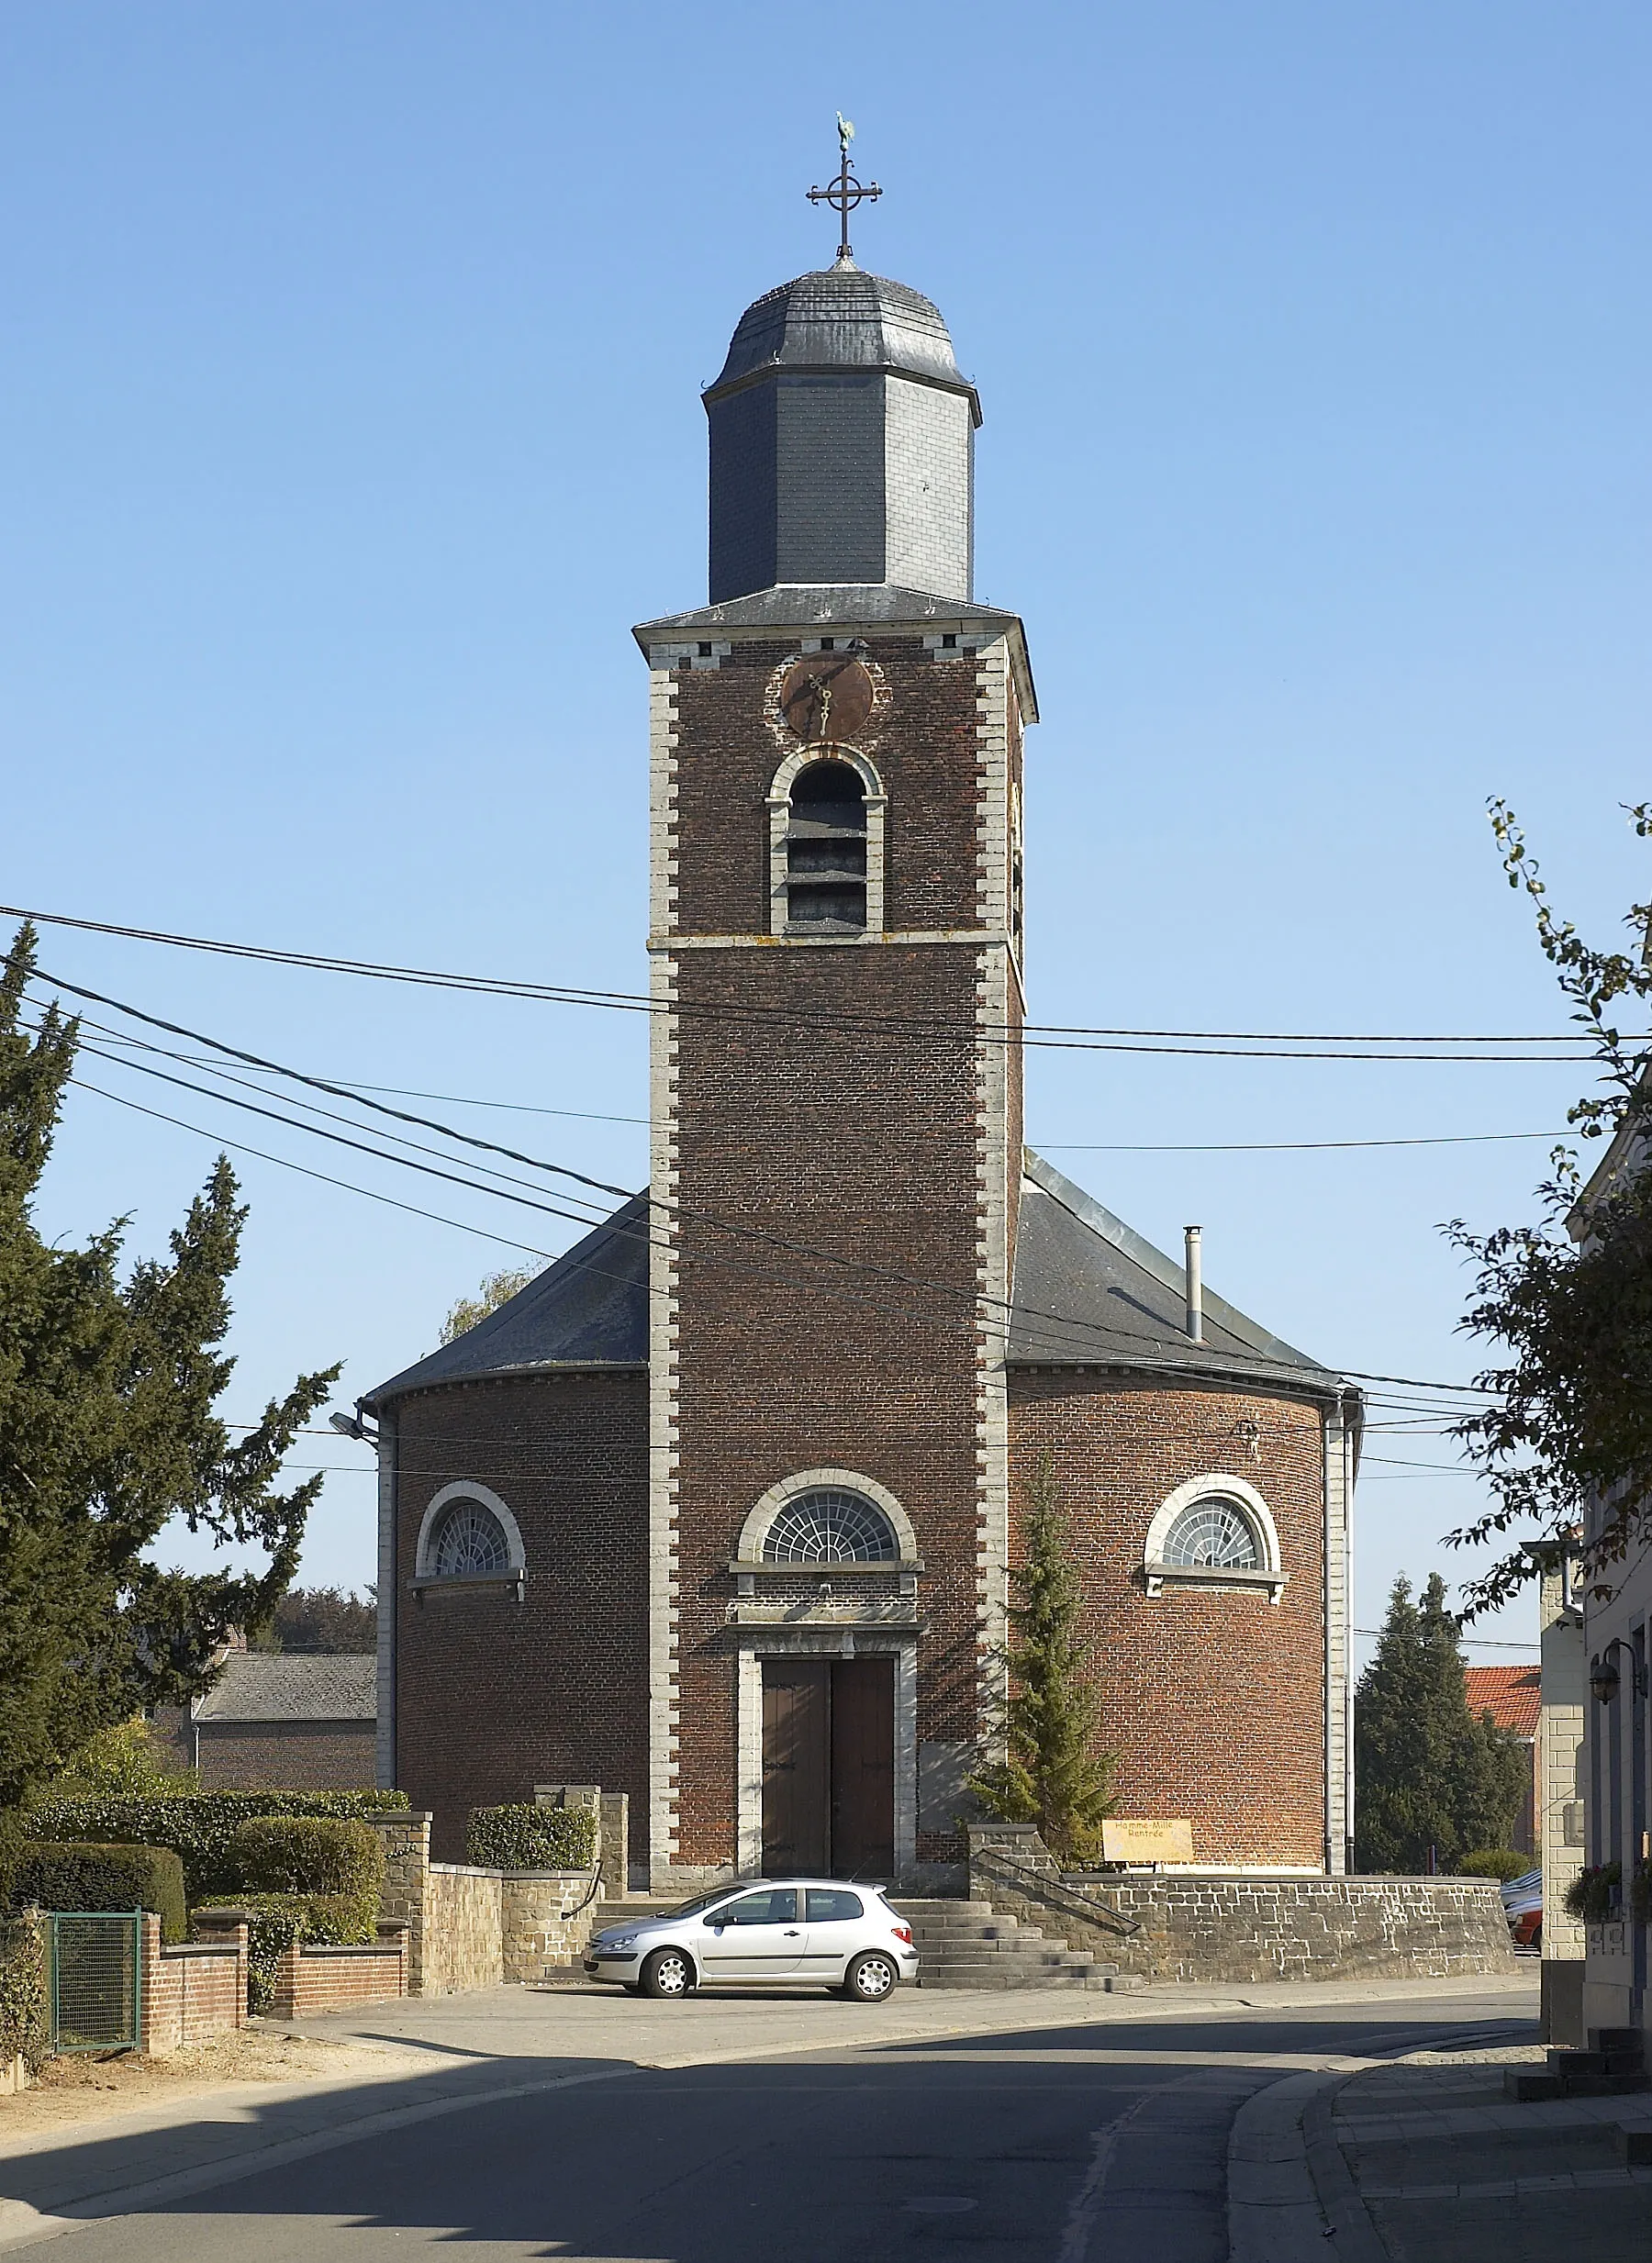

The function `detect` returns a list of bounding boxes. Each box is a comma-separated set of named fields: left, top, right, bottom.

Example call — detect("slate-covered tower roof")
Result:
left=704, top=263, right=979, bottom=605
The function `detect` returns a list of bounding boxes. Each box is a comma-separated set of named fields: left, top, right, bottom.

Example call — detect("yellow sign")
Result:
left=1100, top=1819, right=1195, bottom=1866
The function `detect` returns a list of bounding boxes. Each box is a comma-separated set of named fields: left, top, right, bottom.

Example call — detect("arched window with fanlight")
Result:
left=1143, top=1474, right=1287, bottom=1601
left=762, top=1487, right=899, bottom=1564
left=786, top=760, right=868, bottom=931
left=413, top=1480, right=526, bottom=1598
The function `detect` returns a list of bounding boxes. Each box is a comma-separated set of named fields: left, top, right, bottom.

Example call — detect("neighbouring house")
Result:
left=1568, top=1114, right=1652, bottom=2053
left=1535, top=1541, right=1587, bottom=2042
left=1465, top=1664, right=1542, bottom=1855
left=154, top=1653, right=377, bottom=1789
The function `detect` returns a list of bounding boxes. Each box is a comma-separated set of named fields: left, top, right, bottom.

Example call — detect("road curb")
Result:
left=1227, top=2065, right=1389, bottom=2263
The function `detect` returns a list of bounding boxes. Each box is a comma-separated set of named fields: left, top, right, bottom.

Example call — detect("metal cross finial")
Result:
left=808, top=114, right=881, bottom=267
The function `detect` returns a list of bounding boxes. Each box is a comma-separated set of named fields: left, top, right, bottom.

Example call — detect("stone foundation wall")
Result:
left=966, top=1825, right=1517, bottom=1983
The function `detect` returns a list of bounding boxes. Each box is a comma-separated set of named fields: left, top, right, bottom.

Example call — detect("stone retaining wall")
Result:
left=501, top=1873, right=603, bottom=1983
left=966, top=1824, right=1518, bottom=1983
left=425, top=1864, right=503, bottom=1997
left=370, top=1812, right=605, bottom=1995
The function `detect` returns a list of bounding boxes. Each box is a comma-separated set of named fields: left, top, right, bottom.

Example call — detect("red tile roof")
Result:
left=1465, top=1664, right=1540, bottom=1740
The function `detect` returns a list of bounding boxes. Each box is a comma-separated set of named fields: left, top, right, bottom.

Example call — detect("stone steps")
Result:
left=1506, top=2024, right=1649, bottom=2102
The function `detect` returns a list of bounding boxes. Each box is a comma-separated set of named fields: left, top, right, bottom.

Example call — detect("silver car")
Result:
left=583, top=1879, right=918, bottom=2002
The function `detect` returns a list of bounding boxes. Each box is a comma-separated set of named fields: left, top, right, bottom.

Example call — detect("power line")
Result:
left=76, top=1040, right=1573, bottom=1154
left=37, top=990, right=1506, bottom=1401
left=6, top=899, right=1641, bottom=1059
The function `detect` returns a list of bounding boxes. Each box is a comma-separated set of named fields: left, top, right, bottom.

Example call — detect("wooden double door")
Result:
left=761, top=1656, right=894, bottom=1879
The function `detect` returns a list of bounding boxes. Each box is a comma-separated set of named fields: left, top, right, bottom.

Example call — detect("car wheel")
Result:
left=843, top=1951, right=898, bottom=2003
left=641, top=1948, right=694, bottom=2000
left=1531, top=1921, right=1542, bottom=1952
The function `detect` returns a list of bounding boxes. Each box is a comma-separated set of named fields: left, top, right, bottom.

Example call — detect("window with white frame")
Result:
left=762, top=1488, right=899, bottom=1564
left=1143, top=1474, right=1285, bottom=1600
left=414, top=1480, right=526, bottom=1590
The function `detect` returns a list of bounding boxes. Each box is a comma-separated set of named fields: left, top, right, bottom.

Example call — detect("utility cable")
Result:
left=5, top=899, right=1642, bottom=1058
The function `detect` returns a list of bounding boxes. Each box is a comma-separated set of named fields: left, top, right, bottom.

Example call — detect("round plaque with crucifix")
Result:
left=778, top=654, right=875, bottom=745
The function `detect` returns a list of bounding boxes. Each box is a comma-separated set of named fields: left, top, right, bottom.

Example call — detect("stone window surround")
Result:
left=766, top=744, right=887, bottom=939
left=411, top=1480, right=527, bottom=1598
left=733, top=1466, right=919, bottom=1574
left=734, top=1629, right=919, bottom=1880
left=1142, top=1473, right=1287, bottom=1603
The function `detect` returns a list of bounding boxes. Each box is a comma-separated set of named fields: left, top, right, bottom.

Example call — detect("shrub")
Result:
left=195, top=1892, right=377, bottom=2014
left=228, top=1817, right=385, bottom=1901
left=0, top=1919, right=49, bottom=2074
left=1563, top=1862, right=1622, bottom=1924
left=465, top=1804, right=597, bottom=1871
left=12, top=1843, right=188, bottom=1945
left=1457, top=1848, right=1531, bottom=1882
left=27, top=1790, right=407, bottom=1902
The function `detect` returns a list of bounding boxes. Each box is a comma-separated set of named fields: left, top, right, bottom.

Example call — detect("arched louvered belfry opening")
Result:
left=786, top=759, right=867, bottom=931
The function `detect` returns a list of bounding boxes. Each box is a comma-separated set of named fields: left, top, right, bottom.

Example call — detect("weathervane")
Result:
left=808, top=115, right=881, bottom=267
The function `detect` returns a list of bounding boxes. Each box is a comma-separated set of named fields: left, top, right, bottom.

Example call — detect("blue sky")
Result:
left=3, top=2, right=1646, bottom=1667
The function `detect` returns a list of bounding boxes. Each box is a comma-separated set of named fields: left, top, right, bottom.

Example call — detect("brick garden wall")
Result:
left=267, top=1935, right=407, bottom=2020
left=139, top=1917, right=246, bottom=2055
left=1009, top=1374, right=1330, bottom=1867
left=391, top=1372, right=649, bottom=1861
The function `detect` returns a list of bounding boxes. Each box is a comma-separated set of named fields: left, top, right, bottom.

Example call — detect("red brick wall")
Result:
left=1009, top=1373, right=1329, bottom=1867
left=140, top=1917, right=245, bottom=2054
left=393, top=1372, right=648, bottom=1860
left=269, top=1936, right=407, bottom=2020
left=195, top=1722, right=376, bottom=1790
left=668, top=636, right=988, bottom=935
left=663, top=635, right=1013, bottom=1871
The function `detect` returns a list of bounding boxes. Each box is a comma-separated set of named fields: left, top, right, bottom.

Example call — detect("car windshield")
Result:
left=664, top=1888, right=741, bottom=1920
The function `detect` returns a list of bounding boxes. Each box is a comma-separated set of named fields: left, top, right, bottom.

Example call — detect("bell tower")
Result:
left=633, top=161, right=1035, bottom=1887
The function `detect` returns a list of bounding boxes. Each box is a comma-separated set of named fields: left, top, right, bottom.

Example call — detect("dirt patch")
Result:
left=0, top=2026, right=408, bottom=2140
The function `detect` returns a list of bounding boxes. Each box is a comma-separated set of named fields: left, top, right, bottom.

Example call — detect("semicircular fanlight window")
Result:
left=763, top=1488, right=899, bottom=1564
left=1160, top=1497, right=1262, bottom=1571
left=430, top=1499, right=511, bottom=1577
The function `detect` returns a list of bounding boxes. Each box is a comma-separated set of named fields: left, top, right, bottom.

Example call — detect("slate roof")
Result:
left=1464, top=1665, right=1541, bottom=1741
left=195, top=1653, right=376, bottom=1724
left=360, top=1193, right=650, bottom=1409
left=363, top=1163, right=1341, bottom=1408
left=705, top=267, right=980, bottom=422
left=1008, top=1152, right=1342, bottom=1392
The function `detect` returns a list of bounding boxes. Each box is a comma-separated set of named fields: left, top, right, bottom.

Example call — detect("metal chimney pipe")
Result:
left=1185, top=1226, right=1203, bottom=1343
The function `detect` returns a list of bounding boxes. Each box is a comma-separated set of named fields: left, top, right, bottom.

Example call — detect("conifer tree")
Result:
left=968, top=1455, right=1115, bottom=1867
left=0, top=924, right=338, bottom=1845
left=1353, top=1573, right=1527, bottom=1871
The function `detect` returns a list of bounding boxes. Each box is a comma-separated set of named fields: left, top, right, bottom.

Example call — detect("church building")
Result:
left=363, top=182, right=1361, bottom=1890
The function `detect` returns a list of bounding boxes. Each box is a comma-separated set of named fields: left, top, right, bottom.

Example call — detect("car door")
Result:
left=697, top=1887, right=806, bottom=1982
left=798, top=1886, right=866, bottom=1979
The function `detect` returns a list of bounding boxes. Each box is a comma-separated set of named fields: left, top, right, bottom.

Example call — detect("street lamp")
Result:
left=1589, top=1638, right=1647, bottom=1705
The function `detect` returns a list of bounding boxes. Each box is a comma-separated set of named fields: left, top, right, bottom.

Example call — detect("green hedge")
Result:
left=28, top=1790, right=407, bottom=1901
left=1456, top=1849, right=1531, bottom=1882
left=1564, top=1861, right=1622, bottom=1923
left=228, top=1817, right=385, bottom=1901
left=465, top=1804, right=597, bottom=1871
left=12, top=1843, right=188, bottom=1945
left=195, top=1892, right=377, bottom=2014
left=0, top=1919, right=49, bottom=2074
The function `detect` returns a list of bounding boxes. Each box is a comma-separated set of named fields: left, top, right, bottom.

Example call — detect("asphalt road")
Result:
left=6, top=1988, right=1536, bottom=2263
